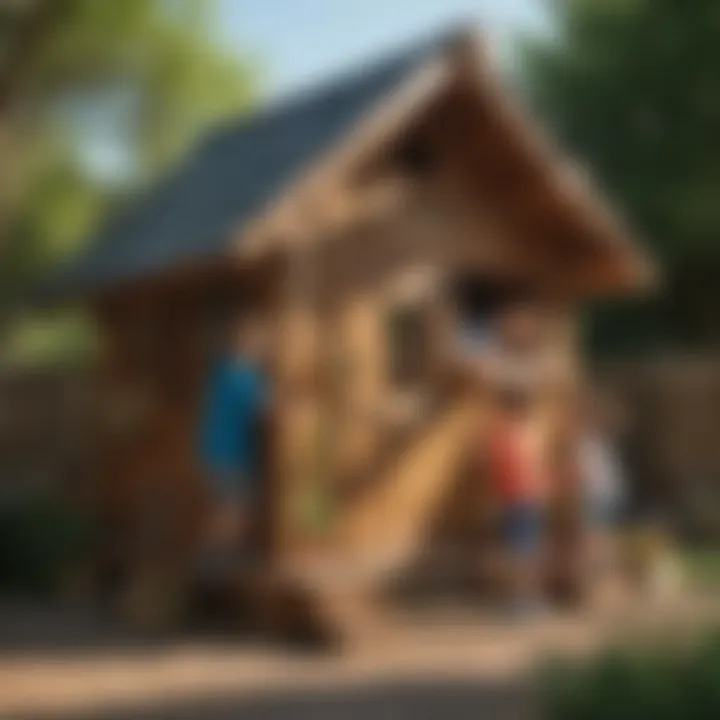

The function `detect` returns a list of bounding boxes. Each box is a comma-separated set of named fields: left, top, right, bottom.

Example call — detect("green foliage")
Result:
left=539, top=631, right=720, bottom=719
left=524, top=0, right=720, bottom=354
left=0, top=0, right=257, bottom=365
left=683, top=550, right=720, bottom=590
left=25, top=0, right=255, bottom=177
left=2, top=309, right=98, bottom=367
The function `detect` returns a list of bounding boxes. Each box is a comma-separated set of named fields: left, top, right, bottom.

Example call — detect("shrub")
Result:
left=0, top=494, right=92, bottom=597
left=539, top=630, right=720, bottom=720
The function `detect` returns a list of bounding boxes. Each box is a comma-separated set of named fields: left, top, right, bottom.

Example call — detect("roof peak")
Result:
left=201, top=22, right=480, bottom=152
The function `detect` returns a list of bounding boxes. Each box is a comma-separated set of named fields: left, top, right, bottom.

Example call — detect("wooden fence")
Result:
left=0, top=366, right=99, bottom=501
left=2, top=357, right=720, bottom=538
left=601, top=356, right=720, bottom=539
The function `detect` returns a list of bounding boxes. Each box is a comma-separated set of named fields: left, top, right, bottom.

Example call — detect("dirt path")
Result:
left=0, top=593, right=717, bottom=719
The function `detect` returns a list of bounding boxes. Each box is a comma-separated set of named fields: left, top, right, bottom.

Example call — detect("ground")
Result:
left=1, top=589, right=718, bottom=719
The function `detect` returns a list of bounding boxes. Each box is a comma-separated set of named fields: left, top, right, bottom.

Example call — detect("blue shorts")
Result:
left=503, top=503, right=543, bottom=559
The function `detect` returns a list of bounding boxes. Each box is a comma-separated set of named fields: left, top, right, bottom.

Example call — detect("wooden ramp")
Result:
left=338, top=398, right=478, bottom=568
left=254, top=398, right=481, bottom=646
left=185, top=399, right=480, bottom=647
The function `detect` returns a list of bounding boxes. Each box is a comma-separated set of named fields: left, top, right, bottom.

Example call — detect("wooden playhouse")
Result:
left=43, top=28, right=651, bottom=637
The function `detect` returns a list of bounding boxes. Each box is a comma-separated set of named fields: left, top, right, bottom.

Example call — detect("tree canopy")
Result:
left=523, top=0, right=720, bottom=354
left=0, top=0, right=256, bottom=364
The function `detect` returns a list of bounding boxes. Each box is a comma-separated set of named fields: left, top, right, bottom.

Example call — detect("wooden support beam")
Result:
left=271, top=239, right=322, bottom=563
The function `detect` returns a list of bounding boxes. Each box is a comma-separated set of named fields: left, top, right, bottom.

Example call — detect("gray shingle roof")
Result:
left=39, top=28, right=460, bottom=302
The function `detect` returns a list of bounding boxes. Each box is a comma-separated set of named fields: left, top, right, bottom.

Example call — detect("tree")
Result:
left=0, top=0, right=61, bottom=111
left=0, top=0, right=256, bottom=364
left=523, top=0, right=720, bottom=354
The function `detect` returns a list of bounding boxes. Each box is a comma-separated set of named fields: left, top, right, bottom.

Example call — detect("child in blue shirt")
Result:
left=198, top=316, right=270, bottom=556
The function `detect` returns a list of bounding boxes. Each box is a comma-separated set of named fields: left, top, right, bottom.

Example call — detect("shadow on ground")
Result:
left=21, top=678, right=530, bottom=720
left=0, top=601, right=534, bottom=719
left=0, top=598, right=275, bottom=660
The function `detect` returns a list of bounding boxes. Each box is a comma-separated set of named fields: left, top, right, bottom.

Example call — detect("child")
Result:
left=478, top=299, right=554, bottom=614
left=489, top=385, right=548, bottom=613
left=197, top=314, right=270, bottom=563
left=575, top=391, right=626, bottom=578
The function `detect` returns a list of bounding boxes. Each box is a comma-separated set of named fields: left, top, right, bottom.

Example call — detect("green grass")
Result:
left=682, top=549, right=720, bottom=589
left=537, top=548, right=720, bottom=718
left=539, top=629, right=720, bottom=720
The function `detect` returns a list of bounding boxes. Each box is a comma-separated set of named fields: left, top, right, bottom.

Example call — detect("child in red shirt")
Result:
left=490, top=388, right=546, bottom=551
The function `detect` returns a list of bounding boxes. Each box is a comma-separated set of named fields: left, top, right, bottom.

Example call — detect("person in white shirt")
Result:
left=578, top=394, right=625, bottom=528
left=575, top=391, right=627, bottom=578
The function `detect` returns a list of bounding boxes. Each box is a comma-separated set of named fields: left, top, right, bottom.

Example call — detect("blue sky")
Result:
left=215, top=0, right=549, bottom=98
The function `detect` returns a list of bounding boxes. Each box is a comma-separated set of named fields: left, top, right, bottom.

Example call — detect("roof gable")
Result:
left=37, top=24, right=653, bottom=303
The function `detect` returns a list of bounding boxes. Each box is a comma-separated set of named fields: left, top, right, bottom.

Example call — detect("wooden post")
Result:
left=272, top=240, right=321, bottom=564
left=335, top=292, right=384, bottom=480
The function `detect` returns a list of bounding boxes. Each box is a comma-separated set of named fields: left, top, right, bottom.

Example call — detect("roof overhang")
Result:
left=242, top=28, right=656, bottom=299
